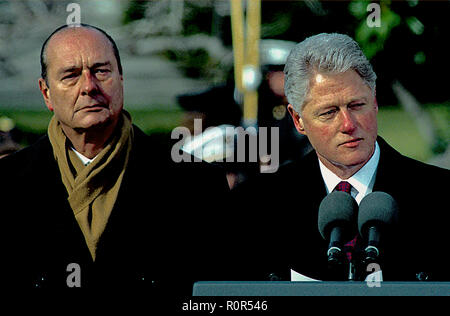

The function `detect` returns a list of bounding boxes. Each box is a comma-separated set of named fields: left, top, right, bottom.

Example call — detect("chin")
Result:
left=344, top=153, right=372, bottom=168
left=79, top=114, right=113, bottom=130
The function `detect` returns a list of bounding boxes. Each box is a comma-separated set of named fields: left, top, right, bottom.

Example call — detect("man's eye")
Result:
left=95, top=69, right=110, bottom=74
left=94, top=69, right=111, bottom=79
left=349, top=103, right=365, bottom=109
left=62, top=73, right=78, bottom=80
left=320, top=109, right=337, bottom=117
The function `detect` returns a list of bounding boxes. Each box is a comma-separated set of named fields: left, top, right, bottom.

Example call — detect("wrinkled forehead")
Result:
left=303, top=70, right=373, bottom=108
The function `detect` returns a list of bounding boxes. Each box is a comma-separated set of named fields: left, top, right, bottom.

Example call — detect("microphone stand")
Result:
left=350, top=247, right=382, bottom=282
left=327, top=250, right=347, bottom=281
left=348, top=247, right=370, bottom=281
left=348, top=261, right=357, bottom=281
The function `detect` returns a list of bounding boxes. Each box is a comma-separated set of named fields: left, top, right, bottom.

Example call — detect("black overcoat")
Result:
left=231, top=137, right=450, bottom=282
left=0, top=126, right=231, bottom=295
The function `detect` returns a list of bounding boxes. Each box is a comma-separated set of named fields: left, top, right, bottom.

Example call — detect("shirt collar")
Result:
left=70, top=147, right=97, bottom=166
left=318, top=141, right=380, bottom=204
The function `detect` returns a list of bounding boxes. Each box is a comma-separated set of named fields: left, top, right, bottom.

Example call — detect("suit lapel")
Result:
left=372, top=137, right=410, bottom=200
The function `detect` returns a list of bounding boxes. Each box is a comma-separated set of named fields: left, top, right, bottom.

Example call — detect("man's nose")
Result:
left=339, top=109, right=357, bottom=134
left=80, top=71, right=99, bottom=96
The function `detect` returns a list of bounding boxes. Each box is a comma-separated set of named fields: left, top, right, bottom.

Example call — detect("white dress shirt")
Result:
left=318, top=141, right=380, bottom=205
left=71, top=147, right=97, bottom=166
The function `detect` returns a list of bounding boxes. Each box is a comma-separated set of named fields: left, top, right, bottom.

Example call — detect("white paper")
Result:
left=290, top=268, right=383, bottom=282
left=290, top=269, right=321, bottom=282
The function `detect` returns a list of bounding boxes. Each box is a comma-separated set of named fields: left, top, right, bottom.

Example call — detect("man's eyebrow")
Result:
left=91, top=61, right=111, bottom=68
left=348, top=96, right=369, bottom=104
left=57, top=62, right=111, bottom=75
left=318, top=96, right=369, bottom=107
left=59, top=66, right=79, bottom=74
left=313, top=96, right=369, bottom=113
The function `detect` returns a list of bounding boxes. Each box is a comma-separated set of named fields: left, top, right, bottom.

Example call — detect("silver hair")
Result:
left=283, top=33, right=377, bottom=114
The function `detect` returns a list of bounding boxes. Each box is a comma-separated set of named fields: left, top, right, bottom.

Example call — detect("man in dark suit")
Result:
left=0, top=24, right=230, bottom=294
left=232, top=33, right=449, bottom=282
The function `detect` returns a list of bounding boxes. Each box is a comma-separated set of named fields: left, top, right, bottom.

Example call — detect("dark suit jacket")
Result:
left=231, top=137, right=450, bottom=282
left=0, top=125, right=230, bottom=294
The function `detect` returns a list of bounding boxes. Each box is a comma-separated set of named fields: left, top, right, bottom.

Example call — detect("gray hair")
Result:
left=284, top=33, right=377, bottom=114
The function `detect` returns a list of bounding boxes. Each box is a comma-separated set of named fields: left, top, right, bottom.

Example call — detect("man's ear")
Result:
left=39, top=78, right=53, bottom=112
left=287, top=104, right=306, bottom=135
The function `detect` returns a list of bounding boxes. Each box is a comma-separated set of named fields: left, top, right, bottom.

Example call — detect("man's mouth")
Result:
left=340, top=138, right=363, bottom=148
left=78, top=104, right=108, bottom=112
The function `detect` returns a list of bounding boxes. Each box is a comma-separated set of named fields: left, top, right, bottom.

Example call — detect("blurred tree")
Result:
left=123, top=0, right=147, bottom=24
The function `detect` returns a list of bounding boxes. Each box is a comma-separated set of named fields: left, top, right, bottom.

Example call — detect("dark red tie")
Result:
left=336, top=181, right=352, bottom=194
left=335, top=181, right=358, bottom=262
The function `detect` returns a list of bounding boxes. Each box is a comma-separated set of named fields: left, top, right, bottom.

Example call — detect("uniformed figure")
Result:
left=178, top=40, right=312, bottom=188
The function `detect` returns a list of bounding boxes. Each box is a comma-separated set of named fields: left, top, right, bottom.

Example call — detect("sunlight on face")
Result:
left=296, top=70, right=378, bottom=176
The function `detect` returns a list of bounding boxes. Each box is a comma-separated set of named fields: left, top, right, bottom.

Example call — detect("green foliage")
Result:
left=350, top=0, right=401, bottom=60
left=122, top=0, right=147, bottom=25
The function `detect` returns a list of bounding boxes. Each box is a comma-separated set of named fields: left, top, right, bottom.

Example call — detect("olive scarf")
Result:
left=48, top=112, right=133, bottom=261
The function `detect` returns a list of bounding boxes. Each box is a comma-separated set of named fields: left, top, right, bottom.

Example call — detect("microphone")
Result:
left=318, top=191, right=358, bottom=266
left=358, top=192, right=399, bottom=264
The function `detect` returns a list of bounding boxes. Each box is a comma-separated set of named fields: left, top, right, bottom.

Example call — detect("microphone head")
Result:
left=358, top=191, right=399, bottom=237
left=318, top=191, right=358, bottom=241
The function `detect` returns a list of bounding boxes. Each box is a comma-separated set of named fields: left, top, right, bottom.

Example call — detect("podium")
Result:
left=193, top=281, right=450, bottom=296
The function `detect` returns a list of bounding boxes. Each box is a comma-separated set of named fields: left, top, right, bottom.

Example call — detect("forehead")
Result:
left=46, top=27, right=115, bottom=68
left=306, top=70, right=371, bottom=107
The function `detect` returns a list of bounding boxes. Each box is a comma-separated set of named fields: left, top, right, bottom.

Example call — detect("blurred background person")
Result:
left=177, top=39, right=313, bottom=188
left=0, top=116, right=21, bottom=158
